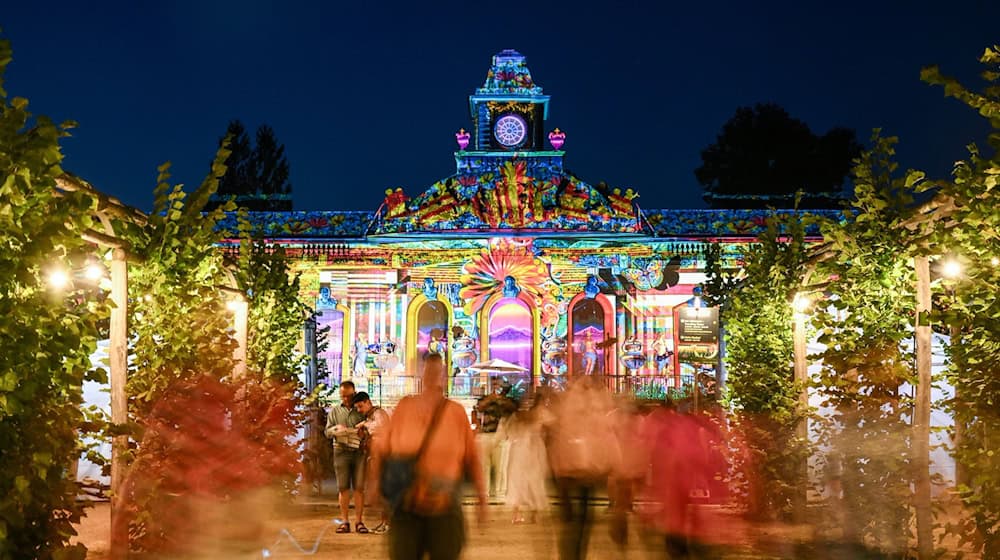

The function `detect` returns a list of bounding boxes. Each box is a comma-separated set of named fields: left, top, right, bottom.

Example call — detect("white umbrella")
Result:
left=467, top=359, right=528, bottom=373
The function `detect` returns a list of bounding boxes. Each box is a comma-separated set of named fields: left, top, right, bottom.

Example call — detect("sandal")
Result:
left=336, top=523, right=351, bottom=534
left=372, top=522, right=389, bottom=534
left=356, top=522, right=369, bottom=534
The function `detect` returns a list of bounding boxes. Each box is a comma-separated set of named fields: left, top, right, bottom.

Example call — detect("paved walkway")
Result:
left=75, top=501, right=818, bottom=559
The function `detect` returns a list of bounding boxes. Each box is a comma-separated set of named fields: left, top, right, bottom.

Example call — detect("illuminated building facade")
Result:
left=218, top=50, right=832, bottom=406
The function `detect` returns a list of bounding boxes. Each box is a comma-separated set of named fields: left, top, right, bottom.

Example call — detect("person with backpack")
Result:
left=371, top=354, right=488, bottom=560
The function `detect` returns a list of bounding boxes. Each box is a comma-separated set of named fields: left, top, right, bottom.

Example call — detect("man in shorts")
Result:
left=353, top=391, right=392, bottom=533
left=325, top=380, right=367, bottom=533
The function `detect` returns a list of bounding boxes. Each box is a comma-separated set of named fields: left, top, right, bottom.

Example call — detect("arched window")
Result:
left=417, top=301, right=449, bottom=359
left=486, top=296, right=533, bottom=371
left=405, top=295, right=453, bottom=375
left=316, top=302, right=351, bottom=386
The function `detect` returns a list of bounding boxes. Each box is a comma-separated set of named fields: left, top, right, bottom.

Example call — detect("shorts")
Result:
left=389, top=506, right=465, bottom=560
left=334, top=448, right=365, bottom=492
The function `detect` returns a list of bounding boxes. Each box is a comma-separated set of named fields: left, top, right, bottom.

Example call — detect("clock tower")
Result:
left=469, top=49, right=550, bottom=151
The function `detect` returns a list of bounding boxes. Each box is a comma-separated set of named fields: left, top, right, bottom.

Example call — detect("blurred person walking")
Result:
left=505, top=395, right=553, bottom=524
left=642, top=400, right=727, bottom=559
left=474, top=384, right=517, bottom=498
left=547, top=376, right=621, bottom=560
left=325, top=380, right=367, bottom=534
left=372, top=354, right=488, bottom=560
left=608, top=398, right=651, bottom=548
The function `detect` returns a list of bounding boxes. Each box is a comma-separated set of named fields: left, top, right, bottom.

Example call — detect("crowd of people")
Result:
left=325, top=353, right=730, bottom=560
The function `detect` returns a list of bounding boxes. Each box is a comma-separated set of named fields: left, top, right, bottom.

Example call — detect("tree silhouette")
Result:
left=207, top=120, right=292, bottom=211
left=696, top=103, right=861, bottom=209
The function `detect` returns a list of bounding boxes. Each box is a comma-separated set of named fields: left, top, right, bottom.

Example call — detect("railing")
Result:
left=366, top=375, right=422, bottom=408
left=364, top=373, right=704, bottom=406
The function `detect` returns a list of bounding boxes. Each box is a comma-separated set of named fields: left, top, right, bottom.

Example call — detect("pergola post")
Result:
left=914, top=255, right=933, bottom=560
left=109, top=248, right=129, bottom=558
left=232, top=299, right=249, bottom=377
left=792, top=309, right=809, bottom=522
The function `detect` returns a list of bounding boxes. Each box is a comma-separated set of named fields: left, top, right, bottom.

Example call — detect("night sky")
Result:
left=3, top=1, right=999, bottom=212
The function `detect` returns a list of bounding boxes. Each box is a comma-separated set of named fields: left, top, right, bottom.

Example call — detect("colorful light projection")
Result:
left=570, top=298, right=605, bottom=376
left=487, top=297, right=533, bottom=372
left=316, top=308, right=345, bottom=387
left=416, top=300, right=449, bottom=361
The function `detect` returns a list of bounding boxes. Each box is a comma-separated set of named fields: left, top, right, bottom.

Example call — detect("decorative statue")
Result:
left=423, top=277, right=438, bottom=300
left=578, top=331, right=598, bottom=375
left=317, top=286, right=337, bottom=308
left=584, top=275, right=600, bottom=299
left=502, top=275, right=520, bottom=298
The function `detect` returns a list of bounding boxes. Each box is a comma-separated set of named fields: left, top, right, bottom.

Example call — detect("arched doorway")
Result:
left=405, top=294, right=452, bottom=376
left=567, top=293, right=616, bottom=378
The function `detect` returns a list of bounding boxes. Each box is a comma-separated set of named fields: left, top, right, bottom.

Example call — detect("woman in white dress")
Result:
left=505, top=397, right=552, bottom=523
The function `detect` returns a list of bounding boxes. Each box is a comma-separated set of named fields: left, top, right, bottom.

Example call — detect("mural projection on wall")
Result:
left=488, top=297, right=533, bottom=372
left=571, top=298, right=605, bottom=376
left=637, top=313, right=673, bottom=376
left=417, top=301, right=449, bottom=361
left=317, top=308, right=345, bottom=386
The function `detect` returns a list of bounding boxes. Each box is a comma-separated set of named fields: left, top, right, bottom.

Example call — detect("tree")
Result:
left=0, top=35, right=107, bottom=559
left=922, top=46, right=1000, bottom=558
left=696, top=103, right=862, bottom=209
left=811, top=132, right=924, bottom=555
left=207, top=121, right=292, bottom=211
left=703, top=213, right=812, bottom=519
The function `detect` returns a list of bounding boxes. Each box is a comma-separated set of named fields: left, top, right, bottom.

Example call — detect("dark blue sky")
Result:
left=3, top=1, right=998, bottom=212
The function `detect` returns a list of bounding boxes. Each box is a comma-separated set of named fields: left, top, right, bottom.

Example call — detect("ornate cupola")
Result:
left=469, top=49, right=550, bottom=151
left=372, top=49, right=641, bottom=236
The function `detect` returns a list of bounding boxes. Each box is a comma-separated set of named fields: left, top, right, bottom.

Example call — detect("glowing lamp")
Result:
left=85, top=264, right=104, bottom=281
left=941, top=259, right=962, bottom=279
left=792, top=293, right=811, bottom=314
left=548, top=128, right=566, bottom=150
left=455, top=128, right=470, bottom=150
left=47, top=269, right=70, bottom=290
left=992, top=257, right=999, bottom=267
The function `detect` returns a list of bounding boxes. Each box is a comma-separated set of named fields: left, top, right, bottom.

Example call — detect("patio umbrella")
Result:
left=467, top=359, right=528, bottom=373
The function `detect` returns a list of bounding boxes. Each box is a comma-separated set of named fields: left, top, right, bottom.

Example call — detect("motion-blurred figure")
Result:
left=547, top=376, right=621, bottom=560
left=372, top=354, right=488, bottom=560
left=475, top=385, right=517, bottom=498
left=505, top=394, right=553, bottom=524
left=642, top=400, right=728, bottom=559
left=608, top=397, right=650, bottom=548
